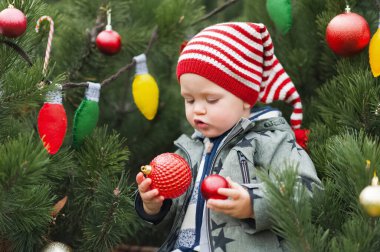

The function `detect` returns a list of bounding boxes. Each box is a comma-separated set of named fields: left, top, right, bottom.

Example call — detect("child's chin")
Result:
left=202, top=131, right=221, bottom=138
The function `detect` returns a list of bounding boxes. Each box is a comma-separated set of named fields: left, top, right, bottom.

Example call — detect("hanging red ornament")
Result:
left=37, top=85, right=67, bottom=155
left=141, top=153, right=192, bottom=199
left=72, top=82, right=101, bottom=147
left=96, top=9, right=121, bottom=55
left=325, top=5, right=370, bottom=56
left=0, top=5, right=27, bottom=38
left=201, top=174, right=229, bottom=200
left=179, top=40, right=188, bottom=54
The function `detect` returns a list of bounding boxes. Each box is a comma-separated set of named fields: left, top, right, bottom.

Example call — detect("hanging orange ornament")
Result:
left=132, top=54, right=159, bottom=120
left=370, top=14, right=380, bottom=77
left=37, top=85, right=67, bottom=155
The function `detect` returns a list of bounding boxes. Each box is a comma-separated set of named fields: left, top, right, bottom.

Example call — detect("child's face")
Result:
left=180, top=73, right=251, bottom=138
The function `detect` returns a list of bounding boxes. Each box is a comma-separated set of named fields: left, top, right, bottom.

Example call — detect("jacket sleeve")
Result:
left=134, top=193, right=173, bottom=225
left=246, top=129, right=322, bottom=233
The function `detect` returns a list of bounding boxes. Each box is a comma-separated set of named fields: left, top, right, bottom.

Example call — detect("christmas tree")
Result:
left=243, top=0, right=380, bottom=251
left=0, top=0, right=240, bottom=251
left=2, top=0, right=380, bottom=251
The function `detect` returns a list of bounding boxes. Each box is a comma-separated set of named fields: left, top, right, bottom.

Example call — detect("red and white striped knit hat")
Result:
left=177, top=22, right=303, bottom=129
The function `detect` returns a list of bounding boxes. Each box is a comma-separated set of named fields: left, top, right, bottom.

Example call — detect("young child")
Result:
left=135, top=22, right=321, bottom=252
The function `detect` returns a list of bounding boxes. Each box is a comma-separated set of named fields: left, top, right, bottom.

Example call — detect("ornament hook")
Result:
left=106, top=9, right=112, bottom=30
left=141, top=165, right=152, bottom=175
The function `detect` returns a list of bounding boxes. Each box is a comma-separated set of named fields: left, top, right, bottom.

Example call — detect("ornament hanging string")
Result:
left=35, top=16, right=54, bottom=76
left=106, top=9, right=112, bottom=29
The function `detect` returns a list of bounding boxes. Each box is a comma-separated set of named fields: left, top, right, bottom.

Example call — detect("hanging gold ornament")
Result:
left=41, top=242, right=72, bottom=252
left=132, top=54, right=159, bottom=120
left=359, top=170, right=380, bottom=217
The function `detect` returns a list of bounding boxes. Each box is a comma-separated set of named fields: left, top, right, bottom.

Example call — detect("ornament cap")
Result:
left=85, top=82, right=101, bottom=102
left=345, top=5, right=351, bottom=13
left=141, top=165, right=152, bottom=175
left=134, top=54, right=149, bottom=75
left=45, top=84, right=63, bottom=104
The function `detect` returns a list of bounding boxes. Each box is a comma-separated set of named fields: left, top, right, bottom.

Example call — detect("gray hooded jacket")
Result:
left=135, top=115, right=322, bottom=252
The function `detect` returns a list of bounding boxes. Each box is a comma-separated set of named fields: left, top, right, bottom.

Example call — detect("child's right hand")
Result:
left=136, top=172, right=165, bottom=215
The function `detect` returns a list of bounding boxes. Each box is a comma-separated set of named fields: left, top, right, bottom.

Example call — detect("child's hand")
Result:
left=206, top=177, right=254, bottom=219
left=136, top=172, right=164, bottom=215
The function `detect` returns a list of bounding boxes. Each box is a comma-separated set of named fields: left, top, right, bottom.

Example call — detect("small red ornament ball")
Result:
left=325, top=12, right=370, bottom=56
left=141, top=153, right=192, bottom=199
left=96, top=29, right=122, bottom=55
left=0, top=5, right=27, bottom=38
left=201, top=174, right=229, bottom=200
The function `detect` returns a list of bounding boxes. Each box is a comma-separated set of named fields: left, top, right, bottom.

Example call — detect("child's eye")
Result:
left=185, top=99, right=194, bottom=104
left=207, top=99, right=219, bottom=104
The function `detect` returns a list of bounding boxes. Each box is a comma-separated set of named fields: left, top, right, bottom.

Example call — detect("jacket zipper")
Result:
left=206, top=128, right=244, bottom=251
left=237, top=151, right=250, bottom=184
left=162, top=126, right=245, bottom=250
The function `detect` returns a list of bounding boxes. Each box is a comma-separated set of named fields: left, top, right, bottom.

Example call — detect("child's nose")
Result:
left=194, top=101, right=206, bottom=114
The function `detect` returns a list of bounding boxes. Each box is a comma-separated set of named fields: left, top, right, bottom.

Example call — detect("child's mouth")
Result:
left=194, top=119, right=208, bottom=129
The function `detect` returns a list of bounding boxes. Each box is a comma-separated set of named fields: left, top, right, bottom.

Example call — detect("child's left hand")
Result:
left=206, top=177, right=254, bottom=219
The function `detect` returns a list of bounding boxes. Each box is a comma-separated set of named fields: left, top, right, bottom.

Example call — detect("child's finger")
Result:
left=136, top=172, right=145, bottom=184
left=207, top=198, right=234, bottom=211
left=138, top=177, right=152, bottom=193
left=141, top=188, right=160, bottom=201
left=218, top=188, right=241, bottom=200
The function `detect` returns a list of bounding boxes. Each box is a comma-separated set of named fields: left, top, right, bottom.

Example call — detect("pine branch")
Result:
left=0, top=39, right=33, bottom=67
left=191, top=0, right=240, bottom=26
left=68, top=8, right=106, bottom=80
left=98, top=172, right=124, bottom=242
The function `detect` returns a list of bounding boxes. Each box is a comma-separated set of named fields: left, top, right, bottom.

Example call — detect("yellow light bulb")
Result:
left=132, top=73, right=159, bottom=120
left=132, top=54, right=160, bottom=120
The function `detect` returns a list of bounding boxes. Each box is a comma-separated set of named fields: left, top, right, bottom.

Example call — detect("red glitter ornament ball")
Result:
left=0, top=5, right=27, bottom=38
left=141, top=153, right=192, bottom=199
left=325, top=11, right=370, bottom=56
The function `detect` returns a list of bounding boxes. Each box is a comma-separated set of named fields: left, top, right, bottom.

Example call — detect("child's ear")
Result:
left=243, top=102, right=251, bottom=110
